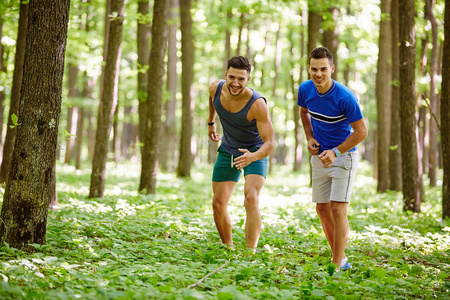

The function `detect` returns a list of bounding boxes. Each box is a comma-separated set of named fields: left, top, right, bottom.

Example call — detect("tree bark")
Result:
left=177, top=0, right=195, bottom=178
left=0, top=0, right=70, bottom=250
left=65, top=63, right=79, bottom=165
left=389, top=0, right=402, bottom=191
left=376, top=0, right=392, bottom=192
left=89, top=0, right=124, bottom=198
left=0, top=2, right=28, bottom=183
left=322, top=7, right=339, bottom=79
left=161, top=0, right=178, bottom=172
left=425, top=0, right=439, bottom=187
left=272, top=26, right=282, bottom=97
left=399, top=0, right=422, bottom=212
left=137, top=0, right=150, bottom=148
left=0, top=21, right=5, bottom=159
left=139, top=0, right=168, bottom=193
left=441, top=0, right=450, bottom=219
left=121, top=105, right=135, bottom=159
left=307, top=6, right=322, bottom=54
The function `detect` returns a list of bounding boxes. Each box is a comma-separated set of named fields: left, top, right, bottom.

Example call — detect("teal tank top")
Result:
left=213, top=81, right=266, bottom=157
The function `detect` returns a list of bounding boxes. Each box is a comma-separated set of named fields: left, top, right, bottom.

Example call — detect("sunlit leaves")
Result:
left=0, top=162, right=448, bottom=298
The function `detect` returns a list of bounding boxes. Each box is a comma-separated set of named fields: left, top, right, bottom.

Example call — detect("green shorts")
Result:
left=212, top=147, right=269, bottom=182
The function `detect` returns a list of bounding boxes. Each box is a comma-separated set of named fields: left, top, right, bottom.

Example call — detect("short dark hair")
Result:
left=308, top=47, right=334, bottom=65
left=227, top=56, right=252, bottom=73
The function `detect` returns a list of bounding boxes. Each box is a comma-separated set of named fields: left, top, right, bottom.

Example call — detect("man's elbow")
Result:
left=359, top=127, right=368, bottom=143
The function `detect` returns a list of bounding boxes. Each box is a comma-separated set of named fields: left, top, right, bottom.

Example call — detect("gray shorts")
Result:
left=311, top=151, right=359, bottom=203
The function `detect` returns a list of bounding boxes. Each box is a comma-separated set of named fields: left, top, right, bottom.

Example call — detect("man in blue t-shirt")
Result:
left=298, top=47, right=368, bottom=271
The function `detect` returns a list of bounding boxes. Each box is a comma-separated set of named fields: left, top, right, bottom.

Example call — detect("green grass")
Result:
left=0, top=161, right=449, bottom=299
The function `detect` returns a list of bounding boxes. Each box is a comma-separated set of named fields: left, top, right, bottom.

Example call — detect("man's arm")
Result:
left=233, top=98, right=275, bottom=170
left=318, top=118, right=368, bottom=168
left=208, top=81, right=221, bottom=142
left=300, top=107, right=319, bottom=155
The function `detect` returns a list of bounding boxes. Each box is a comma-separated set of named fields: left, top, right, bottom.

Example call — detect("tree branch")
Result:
left=188, top=261, right=228, bottom=288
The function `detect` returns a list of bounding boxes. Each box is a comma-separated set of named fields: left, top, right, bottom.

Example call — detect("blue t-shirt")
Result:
left=297, top=79, right=364, bottom=153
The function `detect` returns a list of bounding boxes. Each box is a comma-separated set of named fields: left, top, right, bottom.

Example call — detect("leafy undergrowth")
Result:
left=0, top=161, right=449, bottom=299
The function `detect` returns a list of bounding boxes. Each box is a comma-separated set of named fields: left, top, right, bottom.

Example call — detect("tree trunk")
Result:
left=389, top=0, right=402, bottom=191
left=399, top=0, right=422, bottom=212
left=139, top=0, right=168, bottom=193
left=0, top=2, right=28, bottom=183
left=441, top=0, right=450, bottom=219
left=222, top=7, right=232, bottom=75
left=137, top=0, right=150, bottom=148
left=112, top=105, right=120, bottom=164
left=89, top=0, right=124, bottom=198
left=121, top=105, right=135, bottom=159
left=0, top=0, right=70, bottom=250
left=291, top=10, right=305, bottom=172
left=272, top=26, right=281, bottom=97
left=0, top=21, right=5, bottom=160
left=236, top=12, right=245, bottom=56
left=322, top=7, right=339, bottom=80
left=376, top=0, right=392, bottom=192
left=161, top=0, right=178, bottom=172
left=177, top=0, right=195, bottom=178
left=65, top=63, right=79, bottom=164
left=75, top=107, right=85, bottom=170
left=425, top=0, right=439, bottom=187
left=307, top=6, right=322, bottom=53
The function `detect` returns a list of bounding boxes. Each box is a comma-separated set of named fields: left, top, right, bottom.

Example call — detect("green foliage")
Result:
left=0, top=162, right=448, bottom=299
left=9, top=113, right=20, bottom=128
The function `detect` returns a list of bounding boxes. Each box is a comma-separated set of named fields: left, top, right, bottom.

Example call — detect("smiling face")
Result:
left=308, top=57, right=335, bottom=94
left=225, top=67, right=250, bottom=97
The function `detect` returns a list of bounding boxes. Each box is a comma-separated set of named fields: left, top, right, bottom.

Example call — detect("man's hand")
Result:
left=208, top=125, right=221, bottom=142
left=308, top=139, right=320, bottom=155
left=233, top=149, right=255, bottom=170
left=318, top=150, right=336, bottom=168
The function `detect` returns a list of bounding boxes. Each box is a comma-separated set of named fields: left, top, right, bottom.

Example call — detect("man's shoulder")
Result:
left=299, top=79, right=314, bottom=89
left=209, top=80, right=224, bottom=95
left=334, top=81, right=356, bottom=97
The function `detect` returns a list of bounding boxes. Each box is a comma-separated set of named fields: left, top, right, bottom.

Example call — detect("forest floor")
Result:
left=0, top=161, right=449, bottom=299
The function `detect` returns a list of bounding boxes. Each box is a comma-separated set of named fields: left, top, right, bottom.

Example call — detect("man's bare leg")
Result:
left=316, top=203, right=335, bottom=255
left=330, top=201, right=349, bottom=267
left=212, top=181, right=237, bottom=248
left=243, top=175, right=265, bottom=250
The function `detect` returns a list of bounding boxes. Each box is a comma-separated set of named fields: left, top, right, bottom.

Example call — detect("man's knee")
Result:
left=244, top=192, right=259, bottom=210
left=316, top=203, right=330, bottom=216
left=330, top=201, right=348, bottom=218
left=212, top=196, right=228, bottom=212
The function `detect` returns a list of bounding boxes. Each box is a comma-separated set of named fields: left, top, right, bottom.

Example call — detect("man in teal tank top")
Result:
left=208, top=56, right=275, bottom=251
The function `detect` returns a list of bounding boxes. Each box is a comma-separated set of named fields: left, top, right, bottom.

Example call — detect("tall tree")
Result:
left=0, top=1, right=28, bottom=183
left=307, top=2, right=322, bottom=53
left=137, top=0, right=150, bottom=146
left=399, top=0, right=422, bottom=212
left=177, top=0, right=194, bottom=177
left=139, top=0, right=168, bottom=193
left=389, top=0, right=402, bottom=191
left=322, top=6, right=339, bottom=79
left=0, top=20, right=5, bottom=157
left=441, top=0, right=450, bottom=219
left=89, top=0, right=125, bottom=198
left=375, top=0, right=392, bottom=192
left=425, top=0, right=439, bottom=187
left=0, top=0, right=70, bottom=250
left=161, top=0, right=179, bottom=172
left=64, top=63, right=79, bottom=164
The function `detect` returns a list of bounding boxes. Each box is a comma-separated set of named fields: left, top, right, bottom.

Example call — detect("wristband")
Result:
left=208, top=122, right=215, bottom=126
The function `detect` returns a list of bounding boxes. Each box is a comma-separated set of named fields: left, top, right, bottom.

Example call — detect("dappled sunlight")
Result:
left=351, top=224, right=450, bottom=254
left=57, top=197, right=113, bottom=214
